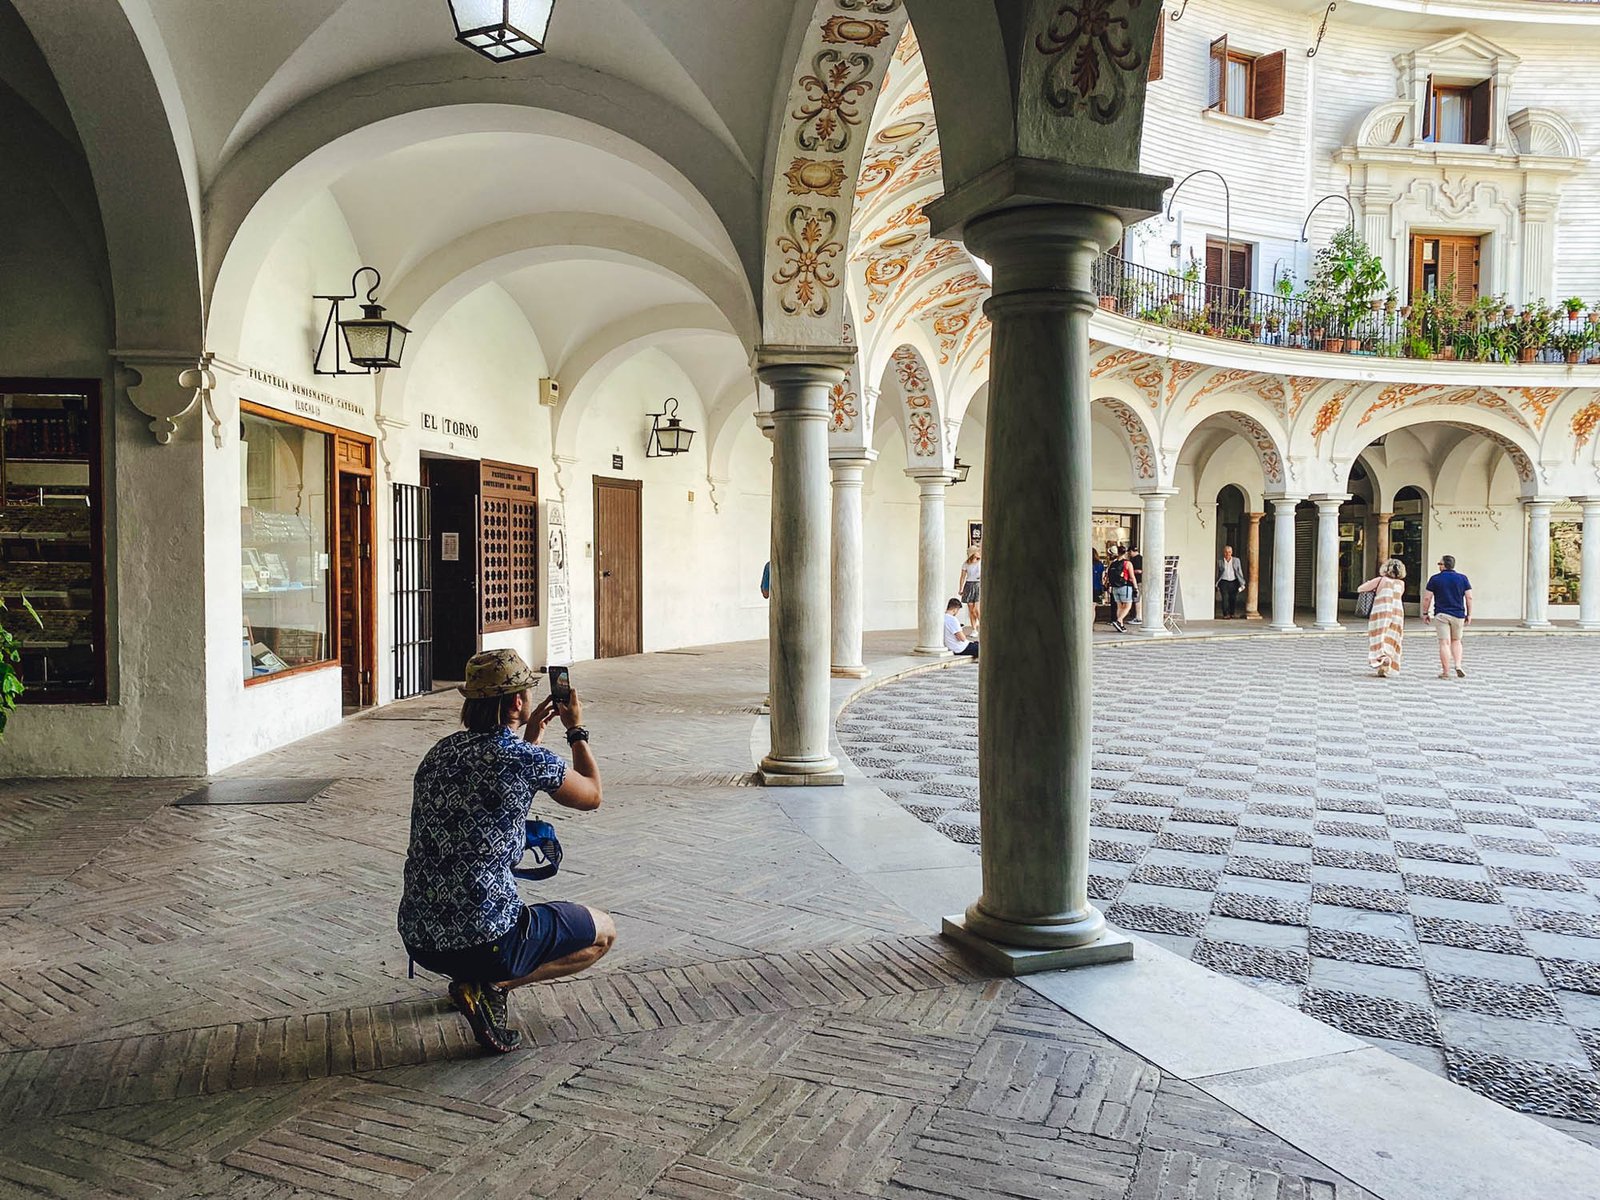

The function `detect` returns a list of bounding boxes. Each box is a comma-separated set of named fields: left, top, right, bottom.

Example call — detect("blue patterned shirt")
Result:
left=398, top=729, right=568, bottom=951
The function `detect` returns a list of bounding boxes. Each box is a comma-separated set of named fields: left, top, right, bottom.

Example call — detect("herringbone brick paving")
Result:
left=0, top=639, right=1374, bottom=1196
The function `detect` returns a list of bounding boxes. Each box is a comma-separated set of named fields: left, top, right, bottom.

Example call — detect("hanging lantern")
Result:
left=646, top=398, right=696, bottom=457
left=952, top=458, right=972, bottom=485
left=314, top=267, right=410, bottom=375
left=447, top=0, right=555, bottom=61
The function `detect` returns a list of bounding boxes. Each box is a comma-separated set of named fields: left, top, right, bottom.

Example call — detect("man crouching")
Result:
left=398, top=649, right=615, bottom=1053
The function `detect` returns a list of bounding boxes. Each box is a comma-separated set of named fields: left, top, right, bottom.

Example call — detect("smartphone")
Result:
left=548, top=665, right=572, bottom=704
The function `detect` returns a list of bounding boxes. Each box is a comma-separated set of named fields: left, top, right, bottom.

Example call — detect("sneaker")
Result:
left=1111, top=619, right=1126, bottom=633
left=450, top=980, right=521, bottom=1054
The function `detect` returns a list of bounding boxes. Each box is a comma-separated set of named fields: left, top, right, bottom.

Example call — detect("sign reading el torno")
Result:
left=421, top=413, right=479, bottom=439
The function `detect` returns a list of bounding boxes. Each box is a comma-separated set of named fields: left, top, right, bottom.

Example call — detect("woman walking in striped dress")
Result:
left=1356, top=558, right=1407, bottom=678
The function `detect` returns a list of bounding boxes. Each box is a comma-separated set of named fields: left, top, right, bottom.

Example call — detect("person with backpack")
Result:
left=1108, top=546, right=1137, bottom=633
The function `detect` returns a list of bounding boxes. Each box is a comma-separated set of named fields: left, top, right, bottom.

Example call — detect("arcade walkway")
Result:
left=0, top=637, right=1596, bottom=1198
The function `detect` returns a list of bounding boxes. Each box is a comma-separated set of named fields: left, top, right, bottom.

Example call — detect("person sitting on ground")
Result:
left=943, top=597, right=979, bottom=659
left=397, top=649, right=615, bottom=1054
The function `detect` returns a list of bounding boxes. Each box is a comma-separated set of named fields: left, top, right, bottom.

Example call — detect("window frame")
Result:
left=2, top=377, right=107, bottom=705
left=1422, top=74, right=1492, bottom=146
left=239, top=399, right=340, bottom=688
left=1208, top=38, right=1285, bottom=123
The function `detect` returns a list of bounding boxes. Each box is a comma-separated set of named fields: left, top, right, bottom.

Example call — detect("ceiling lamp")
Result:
left=447, top=0, right=554, bottom=61
left=314, top=267, right=410, bottom=375
left=646, top=398, right=695, bottom=457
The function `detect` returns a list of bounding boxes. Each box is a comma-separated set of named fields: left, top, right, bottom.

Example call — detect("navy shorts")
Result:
left=408, top=902, right=597, bottom=983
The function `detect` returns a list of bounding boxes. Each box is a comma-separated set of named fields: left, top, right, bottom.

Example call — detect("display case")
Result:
left=241, top=406, right=332, bottom=681
left=0, top=382, right=105, bottom=702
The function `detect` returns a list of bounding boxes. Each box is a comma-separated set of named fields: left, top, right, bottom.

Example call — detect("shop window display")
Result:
left=241, top=407, right=331, bottom=680
left=0, top=383, right=105, bottom=702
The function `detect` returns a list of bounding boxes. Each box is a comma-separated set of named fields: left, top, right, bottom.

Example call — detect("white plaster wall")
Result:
left=0, top=73, right=214, bottom=777
left=862, top=417, right=919, bottom=632
left=1139, top=2, right=1600, bottom=300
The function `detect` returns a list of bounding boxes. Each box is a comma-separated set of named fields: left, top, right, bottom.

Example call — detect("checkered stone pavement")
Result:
left=838, top=635, right=1600, bottom=1138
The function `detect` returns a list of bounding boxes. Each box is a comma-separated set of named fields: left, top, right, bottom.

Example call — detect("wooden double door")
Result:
left=335, top=435, right=376, bottom=708
left=593, top=477, right=642, bottom=658
left=1410, top=234, right=1481, bottom=304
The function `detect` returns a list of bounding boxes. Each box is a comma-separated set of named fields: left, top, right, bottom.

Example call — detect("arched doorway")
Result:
left=1389, top=486, right=1429, bottom=605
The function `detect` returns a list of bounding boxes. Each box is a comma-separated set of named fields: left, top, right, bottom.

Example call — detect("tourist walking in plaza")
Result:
left=1216, top=545, right=1245, bottom=619
left=1108, top=547, right=1137, bottom=633
left=1357, top=558, right=1408, bottom=678
left=1424, top=554, right=1473, bottom=679
left=957, top=545, right=982, bottom=627
left=398, top=649, right=614, bottom=1054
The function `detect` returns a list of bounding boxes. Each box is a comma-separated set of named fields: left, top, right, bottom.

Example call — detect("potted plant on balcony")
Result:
left=1566, top=297, right=1586, bottom=321
left=1517, top=299, right=1556, bottom=363
left=1553, top=327, right=1591, bottom=365
left=1308, top=225, right=1388, bottom=357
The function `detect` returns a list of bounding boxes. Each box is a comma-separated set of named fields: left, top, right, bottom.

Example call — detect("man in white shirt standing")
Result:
left=1216, top=545, right=1246, bottom=619
left=943, top=597, right=979, bottom=659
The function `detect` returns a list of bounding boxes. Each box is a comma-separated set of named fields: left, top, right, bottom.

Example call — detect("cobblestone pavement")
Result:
left=838, top=634, right=1600, bottom=1142
left=0, top=642, right=1376, bottom=1198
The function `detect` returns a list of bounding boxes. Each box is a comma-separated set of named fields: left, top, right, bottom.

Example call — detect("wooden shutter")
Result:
left=1229, top=244, right=1252, bottom=291
left=1442, top=236, right=1481, bottom=303
left=1209, top=35, right=1228, bottom=110
left=1252, top=49, right=1285, bottom=120
left=1149, top=12, right=1164, bottom=82
left=1205, top=242, right=1226, bottom=288
left=1468, top=79, right=1491, bottom=145
left=1420, top=74, right=1435, bottom=140
left=479, top=460, right=538, bottom=632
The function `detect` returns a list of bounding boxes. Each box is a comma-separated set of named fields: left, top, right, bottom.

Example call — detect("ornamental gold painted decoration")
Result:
left=762, top=0, right=909, bottom=346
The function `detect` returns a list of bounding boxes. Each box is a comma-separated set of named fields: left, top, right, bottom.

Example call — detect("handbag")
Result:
left=1355, top=590, right=1375, bottom=618
left=512, top=819, right=563, bottom=880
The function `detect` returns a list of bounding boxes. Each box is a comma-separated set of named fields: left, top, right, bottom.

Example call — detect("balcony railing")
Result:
left=1091, top=256, right=1600, bottom=366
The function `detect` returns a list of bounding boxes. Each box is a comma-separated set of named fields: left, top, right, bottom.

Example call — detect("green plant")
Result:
left=1565, top=297, right=1586, bottom=317
left=1226, top=324, right=1253, bottom=341
left=1181, top=255, right=1202, bottom=285
left=1553, top=327, right=1592, bottom=362
left=0, top=596, right=42, bottom=738
left=1274, top=274, right=1296, bottom=300
left=1306, top=225, right=1389, bottom=338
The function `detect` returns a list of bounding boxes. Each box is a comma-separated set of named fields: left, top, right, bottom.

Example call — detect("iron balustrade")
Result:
left=1091, top=256, right=1600, bottom=366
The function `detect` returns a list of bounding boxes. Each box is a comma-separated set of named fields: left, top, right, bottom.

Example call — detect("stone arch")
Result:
left=885, top=342, right=946, bottom=468
left=761, top=1, right=914, bottom=346
left=1173, top=408, right=1289, bottom=494
left=1329, top=401, right=1540, bottom=493
left=207, top=102, right=751, bottom=352
left=1092, top=396, right=1159, bottom=489
left=1437, top=422, right=1538, bottom=499
left=12, top=0, right=202, bottom=351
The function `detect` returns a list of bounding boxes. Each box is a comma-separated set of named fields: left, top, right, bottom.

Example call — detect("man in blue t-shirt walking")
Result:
left=1423, top=554, right=1474, bottom=680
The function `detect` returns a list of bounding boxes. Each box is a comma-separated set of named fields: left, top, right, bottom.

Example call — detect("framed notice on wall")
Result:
left=545, top=500, right=572, bottom=664
left=967, top=520, right=983, bottom=548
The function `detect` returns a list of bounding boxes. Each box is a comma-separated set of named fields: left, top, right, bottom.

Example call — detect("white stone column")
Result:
left=1137, top=489, right=1178, bottom=636
left=909, top=467, right=956, bottom=656
left=1525, top=497, right=1556, bottom=630
left=829, top=451, right=875, bottom=678
left=1313, top=494, right=1349, bottom=631
left=1245, top=511, right=1263, bottom=619
left=943, top=203, right=1136, bottom=968
left=1580, top=499, right=1600, bottom=631
left=756, top=352, right=848, bottom=786
left=1269, top=494, right=1306, bottom=631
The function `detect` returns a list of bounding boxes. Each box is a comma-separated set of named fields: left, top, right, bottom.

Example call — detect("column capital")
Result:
left=829, top=448, right=877, bottom=468
left=1266, top=492, right=1309, bottom=507
left=925, top=158, right=1169, bottom=245
left=1524, top=495, right=1565, bottom=510
left=753, top=344, right=855, bottom=372
left=1311, top=493, right=1352, bottom=507
left=905, top=466, right=956, bottom=485
left=1247, top=510, right=1266, bottom=520
left=1576, top=496, right=1600, bottom=511
left=1134, top=487, right=1180, bottom=502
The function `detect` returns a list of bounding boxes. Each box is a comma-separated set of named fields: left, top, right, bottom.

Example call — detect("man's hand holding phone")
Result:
left=524, top=694, right=558, bottom=744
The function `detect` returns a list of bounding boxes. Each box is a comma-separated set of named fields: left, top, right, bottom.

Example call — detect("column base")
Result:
left=912, top=646, right=950, bottom=658
left=1139, top=626, right=1173, bottom=638
left=1245, top=612, right=1263, bottom=620
left=1524, top=621, right=1555, bottom=630
left=1270, top=623, right=1301, bottom=633
left=830, top=664, right=871, bottom=679
left=1313, top=622, right=1346, bottom=632
left=1578, top=623, right=1600, bottom=632
left=758, top=754, right=844, bottom=788
left=941, top=914, right=1134, bottom=977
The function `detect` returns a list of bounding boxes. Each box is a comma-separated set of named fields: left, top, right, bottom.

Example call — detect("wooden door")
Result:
left=423, top=457, right=480, bottom=683
left=337, top=468, right=374, bottom=706
left=593, top=477, right=642, bottom=658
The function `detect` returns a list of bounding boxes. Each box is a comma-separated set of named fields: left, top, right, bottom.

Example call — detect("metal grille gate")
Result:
left=392, top=482, right=432, bottom=700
